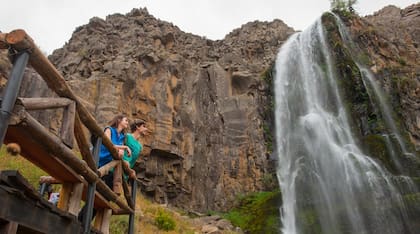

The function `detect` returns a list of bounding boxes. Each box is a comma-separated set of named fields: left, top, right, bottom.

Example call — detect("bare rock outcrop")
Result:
left=44, top=8, right=294, bottom=212
left=347, top=3, right=420, bottom=149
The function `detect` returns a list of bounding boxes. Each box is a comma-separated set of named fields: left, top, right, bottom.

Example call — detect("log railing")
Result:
left=0, top=29, right=137, bottom=234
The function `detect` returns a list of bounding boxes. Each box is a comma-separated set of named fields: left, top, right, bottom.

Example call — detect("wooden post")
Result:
left=57, top=182, right=83, bottom=215
left=0, top=221, right=18, bottom=234
left=113, top=162, right=123, bottom=196
left=68, top=183, right=84, bottom=215
left=61, top=101, right=75, bottom=148
left=94, top=208, right=112, bottom=234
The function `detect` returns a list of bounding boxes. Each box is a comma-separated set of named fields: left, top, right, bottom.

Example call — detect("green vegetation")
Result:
left=109, top=215, right=129, bottom=233
left=222, top=191, right=281, bottom=233
left=155, top=209, right=176, bottom=231
left=362, top=134, right=396, bottom=173
left=260, top=65, right=275, bottom=155
left=0, top=146, right=47, bottom=188
left=330, top=0, right=357, bottom=10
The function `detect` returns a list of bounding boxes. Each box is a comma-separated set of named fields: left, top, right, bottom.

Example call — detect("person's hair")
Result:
left=108, top=114, right=127, bottom=129
left=130, top=119, right=146, bottom=132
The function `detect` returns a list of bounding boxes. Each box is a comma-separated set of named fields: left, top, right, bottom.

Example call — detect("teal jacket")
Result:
left=123, top=133, right=142, bottom=169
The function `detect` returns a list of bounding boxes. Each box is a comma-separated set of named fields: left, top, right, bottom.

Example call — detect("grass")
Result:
left=0, top=145, right=49, bottom=189
left=121, top=194, right=203, bottom=234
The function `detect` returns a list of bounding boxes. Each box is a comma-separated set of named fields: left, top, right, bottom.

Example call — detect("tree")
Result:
left=330, top=0, right=357, bottom=12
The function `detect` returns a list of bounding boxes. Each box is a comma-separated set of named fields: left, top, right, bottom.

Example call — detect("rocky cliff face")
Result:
left=345, top=3, right=420, bottom=150
left=46, top=8, right=293, bottom=212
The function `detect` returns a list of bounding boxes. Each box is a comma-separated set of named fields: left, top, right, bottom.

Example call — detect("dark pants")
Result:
left=78, top=173, right=114, bottom=222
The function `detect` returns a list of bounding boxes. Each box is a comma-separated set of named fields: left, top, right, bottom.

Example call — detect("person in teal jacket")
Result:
left=123, top=119, right=149, bottom=179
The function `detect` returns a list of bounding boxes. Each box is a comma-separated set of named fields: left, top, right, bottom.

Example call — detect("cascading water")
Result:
left=274, top=17, right=414, bottom=234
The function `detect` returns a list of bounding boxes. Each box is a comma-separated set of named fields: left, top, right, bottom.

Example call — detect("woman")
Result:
left=98, top=114, right=132, bottom=169
left=123, top=119, right=149, bottom=179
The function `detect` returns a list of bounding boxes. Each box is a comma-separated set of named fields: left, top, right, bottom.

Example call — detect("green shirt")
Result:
left=123, top=133, right=142, bottom=169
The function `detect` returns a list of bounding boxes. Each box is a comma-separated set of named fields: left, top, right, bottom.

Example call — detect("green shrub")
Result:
left=155, top=209, right=176, bottom=231
left=223, top=191, right=281, bottom=233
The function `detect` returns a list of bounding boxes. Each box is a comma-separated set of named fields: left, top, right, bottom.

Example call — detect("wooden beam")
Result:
left=57, top=183, right=72, bottom=211
left=39, top=176, right=61, bottom=184
left=98, top=160, right=119, bottom=177
left=19, top=110, right=98, bottom=183
left=122, top=178, right=134, bottom=209
left=113, top=162, right=122, bottom=196
left=5, top=126, right=81, bottom=183
left=5, top=29, right=120, bottom=161
left=57, top=182, right=83, bottom=216
left=96, top=181, right=133, bottom=213
left=60, top=101, right=75, bottom=148
left=67, top=183, right=84, bottom=215
left=74, top=112, right=97, bottom=171
left=7, top=110, right=132, bottom=212
left=17, top=97, right=73, bottom=110
left=0, top=171, right=82, bottom=234
left=94, top=209, right=112, bottom=234
left=0, top=221, right=18, bottom=234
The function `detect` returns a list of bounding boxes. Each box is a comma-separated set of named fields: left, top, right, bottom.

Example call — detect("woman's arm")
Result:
left=115, top=145, right=132, bottom=156
left=104, top=128, right=132, bottom=157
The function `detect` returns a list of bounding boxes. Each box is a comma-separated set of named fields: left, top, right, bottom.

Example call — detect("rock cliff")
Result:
left=346, top=3, right=420, bottom=150
left=47, top=8, right=293, bottom=212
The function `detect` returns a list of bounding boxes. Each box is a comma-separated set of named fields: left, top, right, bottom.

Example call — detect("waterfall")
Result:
left=274, top=17, right=414, bottom=234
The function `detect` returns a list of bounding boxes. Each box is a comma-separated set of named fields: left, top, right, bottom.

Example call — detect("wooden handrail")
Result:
left=3, top=29, right=120, bottom=162
left=2, top=29, right=136, bottom=216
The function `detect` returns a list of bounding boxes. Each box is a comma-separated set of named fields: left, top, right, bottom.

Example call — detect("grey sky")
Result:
left=1, top=0, right=418, bottom=54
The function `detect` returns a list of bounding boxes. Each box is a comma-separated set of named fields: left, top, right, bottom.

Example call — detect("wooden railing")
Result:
left=0, top=29, right=137, bottom=234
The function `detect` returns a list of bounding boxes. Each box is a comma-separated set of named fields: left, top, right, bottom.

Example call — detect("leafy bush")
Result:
left=223, top=191, right=281, bottom=233
left=155, top=209, right=176, bottom=231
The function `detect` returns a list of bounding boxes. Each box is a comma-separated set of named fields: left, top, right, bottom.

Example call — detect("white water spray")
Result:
left=274, top=17, right=412, bottom=234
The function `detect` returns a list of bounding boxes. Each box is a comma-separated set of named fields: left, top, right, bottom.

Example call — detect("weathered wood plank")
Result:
left=39, top=176, right=61, bottom=184
left=74, top=113, right=97, bottom=171
left=57, top=183, right=72, bottom=211
left=68, top=183, right=83, bottom=215
left=60, top=101, right=75, bottom=148
left=21, top=111, right=98, bottom=183
left=98, top=160, right=119, bottom=177
left=56, top=182, right=83, bottom=215
left=17, top=97, right=73, bottom=110
left=94, top=209, right=112, bottom=234
left=113, top=162, right=123, bottom=196
left=122, top=178, right=134, bottom=209
left=0, top=171, right=81, bottom=234
left=0, top=221, right=18, bottom=234
left=5, top=126, right=81, bottom=183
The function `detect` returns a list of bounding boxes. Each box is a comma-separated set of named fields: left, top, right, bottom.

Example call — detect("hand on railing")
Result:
left=122, top=160, right=136, bottom=180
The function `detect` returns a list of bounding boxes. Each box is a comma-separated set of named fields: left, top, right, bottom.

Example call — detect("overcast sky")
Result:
left=1, top=0, right=417, bottom=54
